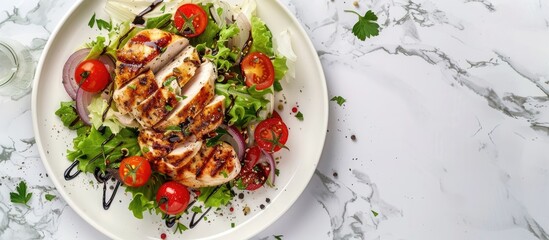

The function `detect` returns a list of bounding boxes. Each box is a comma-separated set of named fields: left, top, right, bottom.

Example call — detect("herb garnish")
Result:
left=345, top=10, right=380, bottom=40
left=331, top=96, right=347, bottom=106
left=10, top=181, right=32, bottom=206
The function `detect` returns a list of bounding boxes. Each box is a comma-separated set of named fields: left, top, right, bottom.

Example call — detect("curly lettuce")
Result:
left=215, top=81, right=272, bottom=126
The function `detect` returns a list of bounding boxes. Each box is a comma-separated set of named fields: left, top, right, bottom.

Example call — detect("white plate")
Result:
left=31, top=0, right=328, bottom=239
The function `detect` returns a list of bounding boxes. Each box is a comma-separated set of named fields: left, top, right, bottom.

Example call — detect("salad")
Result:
left=54, top=0, right=295, bottom=234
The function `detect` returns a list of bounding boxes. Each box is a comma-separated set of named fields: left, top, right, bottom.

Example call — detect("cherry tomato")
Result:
left=241, top=52, right=275, bottom=90
left=243, top=146, right=261, bottom=170
left=173, top=3, right=208, bottom=38
left=118, top=156, right=152, bottom=187
left=240, top=162, right=271, bottom=191
left=156, top=181, right=190, bottom=215
left=74, top=59, right=110, bottom=93
left=254, top=117, right=289, bottom=152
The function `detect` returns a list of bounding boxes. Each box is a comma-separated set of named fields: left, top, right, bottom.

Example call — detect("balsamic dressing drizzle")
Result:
left=164, top=186, right=224, bottom=228
left=64, top=160, right=81, bottom=180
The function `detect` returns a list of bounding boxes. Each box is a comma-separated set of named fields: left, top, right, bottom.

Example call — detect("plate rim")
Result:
left=31, top=0, right=329, bottom=239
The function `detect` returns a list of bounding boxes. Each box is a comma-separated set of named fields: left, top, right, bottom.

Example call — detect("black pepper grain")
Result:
left=259, top=204, right=265, bottom=210
left=351, top=135, right=357, bottom=141
left=238, top=193, right=244, bottom=199
left=265, top=198, right=270, bottom=203
left=333, top=172, right=338, bottom=178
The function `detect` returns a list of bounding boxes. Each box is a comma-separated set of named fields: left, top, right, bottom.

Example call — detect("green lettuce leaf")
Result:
left=67, top=126, right=140, bottom=173
left=197, top=184, right=233, bottom=208
left=215, top=81, right=271, bottom=126
left=126, top=172, right=167, bottom=219
left=249, top=16, right=273, bottom=56
left=55, top=101, right=87, bottom=130
left=88, top=95, right=124, bottom=134
left=85, top=36, right=107, bottom=60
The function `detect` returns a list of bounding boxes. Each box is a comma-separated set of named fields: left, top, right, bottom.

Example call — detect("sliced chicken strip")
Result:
left=163, top=140, right=203, bottom=169
left=112, top=69, right=158, bottom=115
left=187, top=95, right=225, bottom=138
left=154, top=62, right=216, bottom=131
left=138, top=129, right=188, bottom=160
left=133, top=88, right=179, bottom=128
left=171, top=142, right=241, bottom=188
left=155, top=45, right=201, bottom=93
left=115, top=29, right=189, bottom=88
left=138, top=96, right=225, bottom=160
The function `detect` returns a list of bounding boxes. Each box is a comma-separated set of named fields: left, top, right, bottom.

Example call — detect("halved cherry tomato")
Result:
left=74, top=59, right=110, bottom=93
left=156, top=181, right=190, bottom=215
left=254, top=117, right=289, bottom=152
left=240, top=162, right=271, bottom=191
left=118, top=156, right=152, bottom=187
left=173, top=3, right=208, bottom=38
left=241, top=52, right=275, bottom=90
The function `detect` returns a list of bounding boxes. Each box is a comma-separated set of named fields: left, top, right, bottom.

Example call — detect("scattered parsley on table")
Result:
left=45, top=194, right=56, bottom=201
left=345, top=10, right=380, bottom=40
left=331, top=96, right=347, bottom=106
left=10, top=181, right=32, bottom=206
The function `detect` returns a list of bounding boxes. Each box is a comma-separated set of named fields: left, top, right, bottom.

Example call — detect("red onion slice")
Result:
left=62, top=48, right=91, bottom=99
left=220, top=124, right=246, bottom=161
left=76, top=87, right=93, bottom=125
left=259, top=149, right=276, bottom=186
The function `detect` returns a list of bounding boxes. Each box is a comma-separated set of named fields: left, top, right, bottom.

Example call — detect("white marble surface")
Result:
left=2, top=0, right=549, bottom=239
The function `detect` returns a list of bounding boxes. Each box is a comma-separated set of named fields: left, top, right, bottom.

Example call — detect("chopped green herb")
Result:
left=10, top=181, right=32, bottom=206
left=345, top=10, right=380, bottom=41
left=96, top=18, right=112, bottom=31
left=165, top=105, right=174, bottom=112
left=142, top=146, right=150, bottom=153
left=191, top=206, right=203, bottom=213
left=160, top=4, right=166, bottom=13
left=45, top=194, right=56, bottom=201
left=220, top=170, right=229, bottom=178
left=235, top=178, right=246, bottom=190
left=163, top=76, right=177, bottom=87
left=88, top=13, right=96, bottom=28
left=275, top=168, right=280, bottom=176
left=295, top=111, right=304, bottom=121
left=274, top=235, right=284, bottom=240
left=166, top=125, right=182, bottom=131
left=128, top=84, right=137, bottom=90
left=205, top=128, right=229, bottom=147
left=372, top=210, right=379, bottom=217
left=330, top=96, right=347, bottom=106
left=231, top=222, right=235, bottom=228
left=176, top=95, right=187, bottom=101
left=174, top=222, right=188, bottom=234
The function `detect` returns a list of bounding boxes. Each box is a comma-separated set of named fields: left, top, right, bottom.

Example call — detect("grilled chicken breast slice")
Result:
left=115, top=29, right=189, bottom=88
left=133, top=88, right=179, bottom=128
left=138, top=129, right=189, bottom=160
left=163, top=140, right=203, bottom=169
left=112, top=69, right=159, bottom=115
left=154, top=62, right=216, bottom=131
left=172, top=142, right=240, bottom=188
left=155, top=45, right=201, bottom=93
left=138, top=96, right=225, bottom=160
left=187, top=95, right=225, bottom=138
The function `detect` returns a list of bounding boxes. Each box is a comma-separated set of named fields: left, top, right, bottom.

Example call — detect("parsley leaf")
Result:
left=45, top=194, right=56, bottom=201
left=330, top=96, right=347, bottom=106
left=174, top=222, right=188, bottom=234
left=274, top=235, right=284, bottom=240
left=88, top=13, right=96, bottom=28
left=372, top=210, right=379, bottom=217
left=345, top=10, right=380, bottom=41
left=191, top=206, right=203, bottom=213
left=160, top=4, right=166, bottom=13
left=295, top=111, right=304, bottom=121
left=10, top=181, right=32, bottom=206
left=96, top=19, right=112, bottom=31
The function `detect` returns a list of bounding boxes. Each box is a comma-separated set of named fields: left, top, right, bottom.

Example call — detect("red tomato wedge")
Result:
left=74, top=59, right=110, bottom=93
left=119, top=156, right=152, bottom=187
left=254, top=117, right=289, bottom=152
left=241, top=52, right=275, bottom=90
left=173, top=3, right=208, bottom=38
